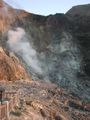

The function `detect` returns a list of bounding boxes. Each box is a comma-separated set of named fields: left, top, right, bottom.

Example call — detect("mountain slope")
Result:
left=66, top=4, right=90, bottom=77
left=0, top=47, right=30, bottom=81
left=66, top=4, right=90, bottom=17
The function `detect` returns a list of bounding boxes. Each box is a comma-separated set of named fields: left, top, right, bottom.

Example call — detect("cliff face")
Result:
left=0, top=1, right=31, bottom=81
left=0, top=47, right=30, bottom=81
left=0, top=1, right=90, bottom=100
left=66, top=4, right=90, bottom=16
left=0, top=1, right=29, bottom=32
left=66, top=4, right=90, bottom=77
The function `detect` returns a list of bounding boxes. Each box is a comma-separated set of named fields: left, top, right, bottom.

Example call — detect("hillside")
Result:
left=0, top=1, right=90, bottom=120
left=0, top=47, right=30, bottom=81
left=0, top=1, right=90, bottom=100
left=66, top=4, right=90, bottom=77
left=0, top=0, right=90, bottom=99
left=66, top=4, right=90, bottom=17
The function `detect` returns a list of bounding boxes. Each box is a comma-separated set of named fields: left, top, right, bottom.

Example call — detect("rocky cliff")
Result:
left=66, top=4, right=90, bottom=77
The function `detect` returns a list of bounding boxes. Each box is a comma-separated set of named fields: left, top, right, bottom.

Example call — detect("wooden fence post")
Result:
left=6, top=101, right=10, bottom=120
left=1, top=101, right=10, bottom=120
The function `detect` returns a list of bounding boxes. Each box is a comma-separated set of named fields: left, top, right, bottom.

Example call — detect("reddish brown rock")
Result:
left=0, top=47, right=31, bottom=81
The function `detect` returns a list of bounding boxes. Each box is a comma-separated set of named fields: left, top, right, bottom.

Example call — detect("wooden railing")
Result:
left=0, top=92, right=19, bottom=120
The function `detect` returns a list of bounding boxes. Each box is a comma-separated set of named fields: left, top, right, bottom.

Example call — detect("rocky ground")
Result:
left=0, top=80, right=90, bottom=120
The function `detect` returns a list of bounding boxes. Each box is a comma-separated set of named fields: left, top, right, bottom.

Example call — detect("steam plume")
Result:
left=7, top=27, right=82, bottom=87
left=7, top=27, right=42, bottom=74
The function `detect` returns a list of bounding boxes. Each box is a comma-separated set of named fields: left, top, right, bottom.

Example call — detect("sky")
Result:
left=4, top=0, right=90, bottom=15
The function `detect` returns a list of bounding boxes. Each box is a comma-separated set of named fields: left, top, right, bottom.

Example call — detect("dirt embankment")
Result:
left=0, top=47, right=31, bottom=81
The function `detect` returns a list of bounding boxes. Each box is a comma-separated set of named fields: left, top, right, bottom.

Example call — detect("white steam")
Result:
left=7, top=27, right=82, bottom=87
left=7, top=27, right=42, bottom=74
